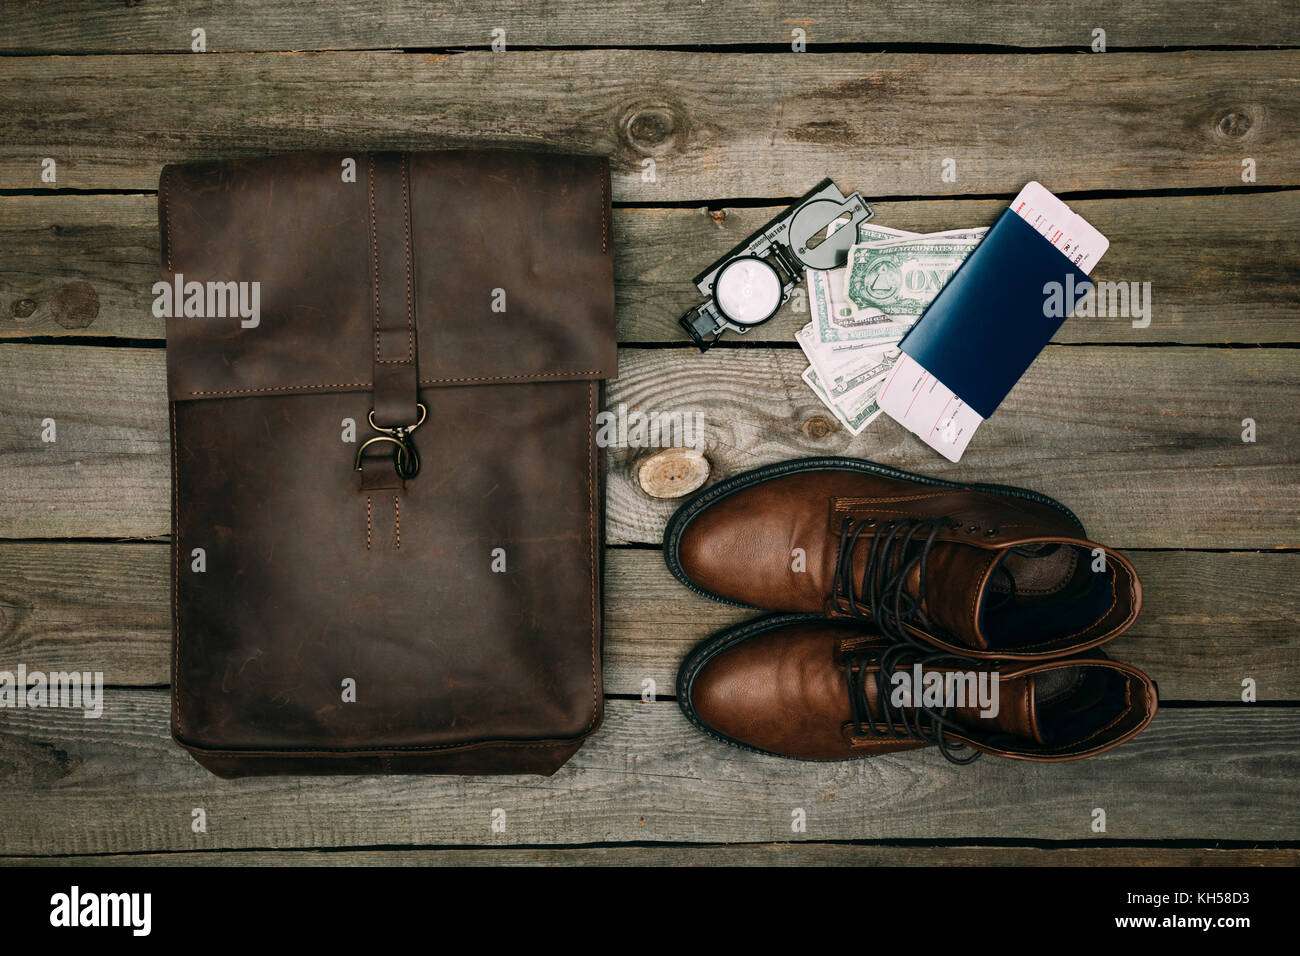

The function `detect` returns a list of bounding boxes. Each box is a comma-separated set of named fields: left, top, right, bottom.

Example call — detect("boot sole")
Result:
left=662, top=456, right=1085, bottom=609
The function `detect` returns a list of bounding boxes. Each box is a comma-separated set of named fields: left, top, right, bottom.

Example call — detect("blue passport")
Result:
left=897, top=208, right=1092, bottom=420
left=877, top=183, right=1109, bottom=461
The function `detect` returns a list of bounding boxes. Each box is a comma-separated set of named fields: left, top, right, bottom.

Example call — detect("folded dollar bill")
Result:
left=801, top=364, right=883, bottom=436
left=797, top=323, right=896, bottom=401
left=796, top=220, right=989, bottom=438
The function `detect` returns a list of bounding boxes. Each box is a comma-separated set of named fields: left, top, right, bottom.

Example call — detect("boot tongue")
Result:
left=899, top=540, right=1001, bottom=650
left=952, top=670, right=1042, bottom=743
left=880, top=659, right=1043, bottom=744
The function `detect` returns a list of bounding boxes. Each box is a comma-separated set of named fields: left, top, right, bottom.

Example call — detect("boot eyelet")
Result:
left=985, top=528, right=997, bottom=536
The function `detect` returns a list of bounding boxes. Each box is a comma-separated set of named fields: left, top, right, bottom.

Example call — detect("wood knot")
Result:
left=0, top=734, right=77, bottom=785
left=620, top=102, right=687, bottom=157
left=1217, top=111, right=1252, bottom=138
left=50, top=281, right=99, bottom=329
left=11, top=298, right=37, bottom=319
left=708, top=209, right=727, bottom=224
left=636, top=447, right=711, bottom=499
left=803, top=415, right=837, bottom=439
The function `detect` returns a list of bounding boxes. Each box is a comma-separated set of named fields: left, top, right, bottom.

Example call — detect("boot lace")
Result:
left=843, top=642, right=983, bottom=765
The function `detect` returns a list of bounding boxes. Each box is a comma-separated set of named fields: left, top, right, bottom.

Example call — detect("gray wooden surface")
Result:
left=5, top=846, right=1297, bottom=867
left=3, top=344, right=1295, bottom=547
left=0, top=4, right=1296, bottom=866
left=1, top=544, right=1295, bottom=700
left=0, top=694, right=1296, bottom=854
left=5, top=1, right=1297, bottom=52
left=4, top=194, right=1298, bottom=344
left=0, top=51, right=1295, bottom=196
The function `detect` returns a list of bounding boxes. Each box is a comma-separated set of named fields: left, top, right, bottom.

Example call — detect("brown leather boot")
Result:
left=665, top=457, right=1142, bottom=660
left=677, top=615, right=1158, bottom=763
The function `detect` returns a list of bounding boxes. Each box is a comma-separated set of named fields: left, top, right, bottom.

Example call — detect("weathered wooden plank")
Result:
left=0, top=692, right=1295, bottom=853
left=618, top=194, right=1300, bottom=344
left=0, top=345, right=168, bottom=539
left=2, top=543, right=1294, bottom=702
left=603, top=348, right=1300, bottom=549
left=3, top=1, right=1294, bottom=53
left=2, top=845, right=1294, bottom=866
left=5, top=192, right=1297, bottom=344
left=0, top=51, right=1294, bottom=195
left=2, top=344, right=1296, bottom=547
left=0, top=195, right=162, bottom=341
left=606, top=549, right=1300, bottom=702
left=0, top=542, right=169, bottom=685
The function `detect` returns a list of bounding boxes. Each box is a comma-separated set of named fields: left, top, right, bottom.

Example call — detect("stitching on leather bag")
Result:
left=189, top=382, right=369, bottom=396
left=373, top=153, right=415, bottom=366
left=600, top=168, right=608, bottom=254
left=368, top=153, right=383, bottom=364
left=420, top=371, right=605, bottom=383
left=366, top=495, right=372, bottom=551
left=584, top=381, right=600, bottom=732
left=171, top=401, right=182, bottom=732
left=401, top=152, right=414, bottom=363
left=187, top=372, right=605, bottom=397
left=162, top=167, right=175, bottom=273
left=394, top=495, right=400, bottom=549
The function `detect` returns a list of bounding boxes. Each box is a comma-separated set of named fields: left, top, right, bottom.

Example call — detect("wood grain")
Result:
left=605, top=549, right=1299, bottom=702
left=4, top=1, right=1295, bottom=53
left=0, top=6, right=1294, bottom=868
left=0, top=51, right=1294, bottom=195
left=0, top=345, right=168, bottom=539
left=2, top=344, right=1295, bottom=547
left=616, top=194, right=1300, bottom=344
left=4, top=192, right=1298, bottom=344
left=3, top=845, right=1294, bottom=866
left=603, top=348, right=1300, bottom=549
left=1, top=543, right=1294, bottom=702
left=0, top=692, right=1295, bottom=853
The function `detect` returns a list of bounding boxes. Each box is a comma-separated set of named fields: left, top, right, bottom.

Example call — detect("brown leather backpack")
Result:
left=160, top=150, right=614, bottom=776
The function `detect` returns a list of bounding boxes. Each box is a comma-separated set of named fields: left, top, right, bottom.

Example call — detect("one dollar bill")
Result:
left=843, top=228, right=987, bottom=320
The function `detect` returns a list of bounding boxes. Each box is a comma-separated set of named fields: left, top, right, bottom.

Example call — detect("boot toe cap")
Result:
left=683, top=622, right=856, bottom=760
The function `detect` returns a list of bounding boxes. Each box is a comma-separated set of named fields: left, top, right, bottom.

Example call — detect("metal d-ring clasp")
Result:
left=354, top=402, right=426, bottom=479
left=368, top=403, right=427, bottom=436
